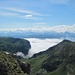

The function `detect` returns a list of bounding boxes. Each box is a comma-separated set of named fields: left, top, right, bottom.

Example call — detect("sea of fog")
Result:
left=25, top=38, right=63, bottom=57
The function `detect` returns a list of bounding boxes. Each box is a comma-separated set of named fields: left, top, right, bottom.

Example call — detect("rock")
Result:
left=17, top=60, right=31, bottom=74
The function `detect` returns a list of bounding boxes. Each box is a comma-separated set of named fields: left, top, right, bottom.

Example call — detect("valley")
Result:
left=25, top=38, right=62, bottom=57
left=27, top=39, right=75, bottom=75
left=0, top=37, right=75, bottom=75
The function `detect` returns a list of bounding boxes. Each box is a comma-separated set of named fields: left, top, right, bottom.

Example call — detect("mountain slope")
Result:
left=0, top=51, right=26, bottom=75
left=0, top=37, right=31, bottom=55
left=28, top=40, right=75, bottom=75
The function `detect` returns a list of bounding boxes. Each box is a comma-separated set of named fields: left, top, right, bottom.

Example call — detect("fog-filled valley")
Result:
left=26, top=38, right=62, bottom=57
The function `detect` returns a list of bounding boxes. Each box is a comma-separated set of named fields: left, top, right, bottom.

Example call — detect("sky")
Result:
left=0, top=0, right=75, bottom=31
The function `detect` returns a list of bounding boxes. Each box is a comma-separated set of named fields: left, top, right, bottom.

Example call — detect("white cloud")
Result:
left=49, top=0, right=70, bottom=4
left=0, top=24, right=75, bottom=33
left=0, top=7, right=43, bottom=20
left=0, top=12, right=18, bottom=16
left=26, top=38, right=62, bottom=57
left=20, top=15, right=40, bottom=20
left=0, top=7, right=51, bottom=20
left=15, top=52, right=25, bottom=58
left=25, top=15, right=33, bottom=18
left=0, top=12, right=31, bottom=20
left=0, top=11, right=39, bottom=20
left=25, top=24, right=75, bottom=33
left=3, top=7, right=41, bottom=16
left=49, top=25, right=75, bottom=33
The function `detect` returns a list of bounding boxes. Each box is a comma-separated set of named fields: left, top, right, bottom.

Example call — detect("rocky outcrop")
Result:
left=17, top=60, right=31, bottom=74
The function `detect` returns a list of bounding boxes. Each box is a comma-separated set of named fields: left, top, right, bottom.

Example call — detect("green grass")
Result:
left=47, top=63, right=67, bottom=75
left=22, top=54, right=48, bottom=75
left=22, top=40, right=75, bottom=75
left=30, top=54, right=48, bottom=75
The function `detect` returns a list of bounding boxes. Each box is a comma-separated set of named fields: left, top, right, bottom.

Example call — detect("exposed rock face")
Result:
left=17, top=60, right=31, bottom=74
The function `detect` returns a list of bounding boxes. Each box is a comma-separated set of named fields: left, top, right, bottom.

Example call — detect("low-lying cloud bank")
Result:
left=4, top=38, right=63, bottom=58
left=0, top=24, right=75, bottom=33
left=26, top=38, right=63, bottom=57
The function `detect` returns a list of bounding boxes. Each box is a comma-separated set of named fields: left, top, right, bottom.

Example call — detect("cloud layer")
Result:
left=0, top=24, right=75, bottom=33
left=26, top=38, right=62, bottom=57
left=0, top=7, right=44, bottom=20
left=4, top=7, right=41, bottom=16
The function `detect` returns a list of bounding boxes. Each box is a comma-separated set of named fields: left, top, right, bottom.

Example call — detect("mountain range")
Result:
left=0, top=29, right=75, bottom=40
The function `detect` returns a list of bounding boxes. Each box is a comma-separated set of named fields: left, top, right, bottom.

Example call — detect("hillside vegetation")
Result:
left=0, top=37, right=31, bottom=55
left=0, top=37, right=75, bottom=75
left=0, top=51, right=26, bottom=75
left=27, top=40, right=75, bottom=75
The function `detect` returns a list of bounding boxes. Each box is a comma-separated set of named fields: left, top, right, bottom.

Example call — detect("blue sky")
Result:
left=0, top=0, right=75, bottom=29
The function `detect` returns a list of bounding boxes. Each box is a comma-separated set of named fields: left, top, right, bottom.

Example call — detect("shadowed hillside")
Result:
left=28, top=40, right=75, bottom=75
left=0, top=37, right=31, bottom=55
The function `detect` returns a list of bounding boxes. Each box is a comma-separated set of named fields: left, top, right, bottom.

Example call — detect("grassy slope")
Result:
left=28, top=57, right=67, bottom=75
left=23, top=40, right=75, bottom=75
left=30, top=54, right=48, bottom=75
left=22, top=54, right=48, bottom=75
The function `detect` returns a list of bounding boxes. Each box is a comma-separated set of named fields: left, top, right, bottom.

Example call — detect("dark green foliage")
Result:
left=0, top=51, right=25, bottom=75
left=0, top=37, right=31, bottom=55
